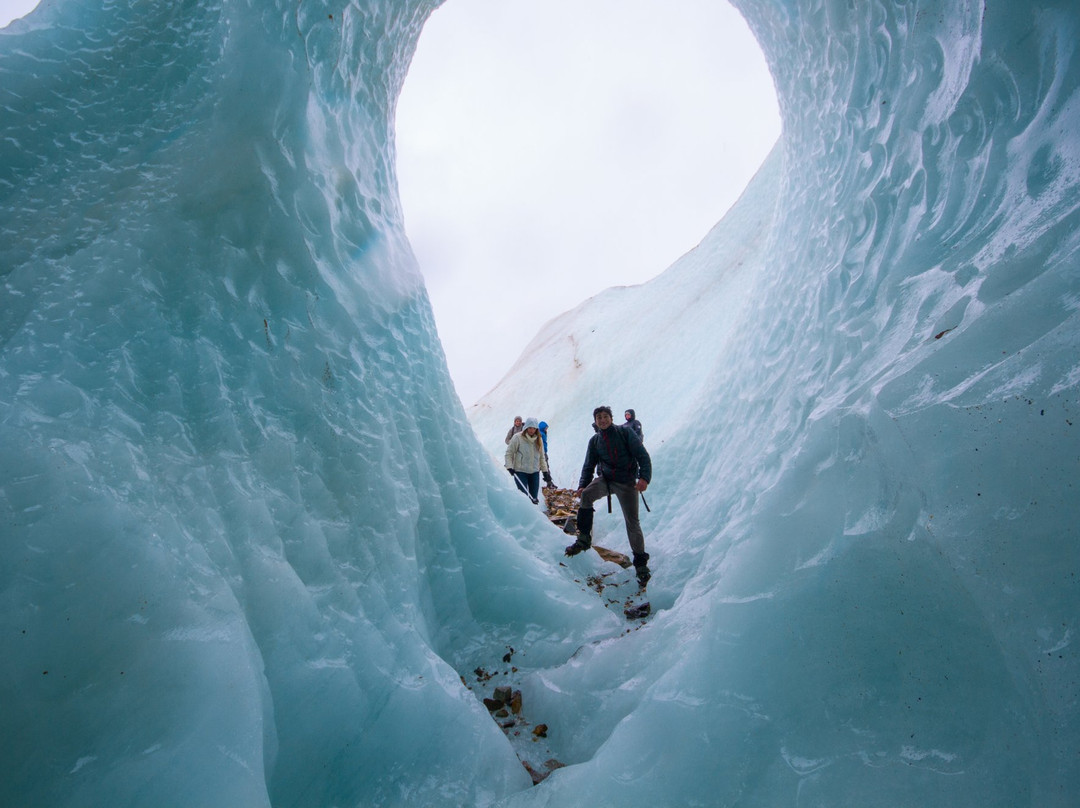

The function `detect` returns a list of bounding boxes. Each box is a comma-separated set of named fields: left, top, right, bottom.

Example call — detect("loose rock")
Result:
left=522, top=758, right=566, bottom=785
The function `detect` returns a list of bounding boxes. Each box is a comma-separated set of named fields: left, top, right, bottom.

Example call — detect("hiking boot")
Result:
left=564, top=535, right=592, bottom=556
left=633, top=551, right=651, bottom=586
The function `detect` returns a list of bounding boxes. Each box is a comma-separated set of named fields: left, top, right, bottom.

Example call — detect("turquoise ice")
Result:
left=2, top=1, right=1078, bottom=806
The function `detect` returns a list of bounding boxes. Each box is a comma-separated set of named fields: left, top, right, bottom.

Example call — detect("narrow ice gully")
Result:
left=1, top=1, right=1078, bottom=806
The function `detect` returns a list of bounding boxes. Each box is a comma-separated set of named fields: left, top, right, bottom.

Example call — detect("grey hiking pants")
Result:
left=579, top=477, right=645, bottom=556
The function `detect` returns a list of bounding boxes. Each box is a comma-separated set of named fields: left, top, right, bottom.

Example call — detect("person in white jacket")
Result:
left=505, top=417, right=551, bottom=504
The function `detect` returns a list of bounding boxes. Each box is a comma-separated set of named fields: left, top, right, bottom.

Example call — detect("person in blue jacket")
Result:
left=537, top=420, right=554, bottom=487
left=623, top=409, right=643, bottom=441
left=535, top=423, right=552, bottom=486
left=565, top=406, right=653, bottom=585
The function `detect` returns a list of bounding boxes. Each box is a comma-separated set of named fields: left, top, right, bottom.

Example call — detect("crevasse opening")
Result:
left=395, top=0, right=780, bottom=404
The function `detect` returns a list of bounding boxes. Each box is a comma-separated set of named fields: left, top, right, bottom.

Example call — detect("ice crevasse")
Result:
left=1, top=1, right=1078, bottom=807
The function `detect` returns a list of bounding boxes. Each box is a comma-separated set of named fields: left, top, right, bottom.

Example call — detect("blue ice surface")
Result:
left=2, top=1, right=1079, bottom=806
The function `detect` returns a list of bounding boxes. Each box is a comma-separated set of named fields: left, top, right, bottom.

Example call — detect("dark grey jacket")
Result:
left=578, top=425, right=651, bottom=489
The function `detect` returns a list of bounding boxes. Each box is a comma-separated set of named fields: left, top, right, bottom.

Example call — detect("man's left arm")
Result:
left=626, top=429, right=651, bottom=488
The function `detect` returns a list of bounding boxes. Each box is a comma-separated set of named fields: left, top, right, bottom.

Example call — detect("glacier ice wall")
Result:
left=1, top=1, right=618, bottom=806
left=476, top=1, right=1080, bottom=806
left=2, top=1, right=1079, bottom=807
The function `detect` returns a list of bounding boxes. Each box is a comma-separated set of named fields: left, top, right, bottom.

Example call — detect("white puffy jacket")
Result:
left=505, top=430, right=549, bottom=474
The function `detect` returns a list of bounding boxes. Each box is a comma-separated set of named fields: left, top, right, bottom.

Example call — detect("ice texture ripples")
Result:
left=477, top=1, right=1080, bottom=805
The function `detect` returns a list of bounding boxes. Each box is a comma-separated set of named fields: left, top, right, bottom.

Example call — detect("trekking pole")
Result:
left=640, top=492, right=651, bottom=513
left=511, top=470, right=538, bottom=504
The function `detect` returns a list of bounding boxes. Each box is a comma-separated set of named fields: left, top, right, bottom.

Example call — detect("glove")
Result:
left=543, top=471, right=554, bottom=487
left=507, top=468, right=516, bottom=476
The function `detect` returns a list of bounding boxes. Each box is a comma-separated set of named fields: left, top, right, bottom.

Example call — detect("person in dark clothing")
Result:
left=624, top=409, right=643, bottom=441
left=565, top=405, right=653, bottom=585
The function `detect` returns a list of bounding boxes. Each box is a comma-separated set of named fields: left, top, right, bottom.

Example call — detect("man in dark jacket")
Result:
left=565, top=406, right=653, bottom=585
left=623, top=408, right=643, bottom=441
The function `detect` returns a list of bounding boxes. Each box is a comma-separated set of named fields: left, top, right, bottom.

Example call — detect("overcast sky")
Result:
left=2, top=0, right=781, bottom=408
left=396, top=0, right=780, bottom=406
left=0, top=0, right=36, bottom=26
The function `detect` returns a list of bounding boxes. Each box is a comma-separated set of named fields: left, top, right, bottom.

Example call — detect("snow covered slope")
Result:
left=2, top=1, right=1079, bottom=806
left=469, top=146, right=781, bottom=488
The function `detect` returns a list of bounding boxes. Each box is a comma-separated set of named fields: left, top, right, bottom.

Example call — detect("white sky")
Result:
left=396, top=0, right=780, bottom=406
left=1, top=0, right=781, bottom=408
left=0, top=0, right=37, bottom=26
